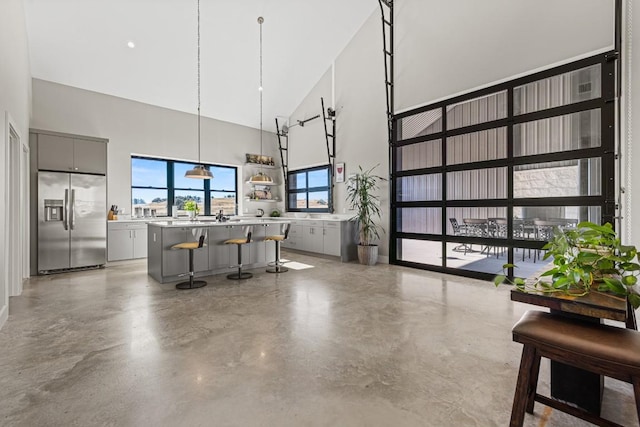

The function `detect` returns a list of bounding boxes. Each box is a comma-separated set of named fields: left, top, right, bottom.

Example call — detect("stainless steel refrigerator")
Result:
left=38, top=171, right=106, bottom=273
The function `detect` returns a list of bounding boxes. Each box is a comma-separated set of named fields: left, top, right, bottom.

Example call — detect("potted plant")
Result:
left=184, top=200, right=199, bottom=218
left=495, top=221, right=640, bottom=308
left=346, top=165, right=386, bottom=265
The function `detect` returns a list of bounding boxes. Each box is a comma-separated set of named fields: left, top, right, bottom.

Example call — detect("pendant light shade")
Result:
left=185, top=0, right=213, bottom=180
left=185, top=164, right=213, bottom=179
left=248, top=172, right=273, bottom=184
left=249, top=16, right=273, bottom=185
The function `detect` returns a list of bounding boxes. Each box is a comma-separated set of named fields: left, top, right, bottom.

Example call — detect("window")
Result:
left=287, top=165, right=331, bottom=212
left=131, top=156, right=237, bottom=216
left=132, top=158, right=169, bottom=216
left=391, top=53, right=616, bottom=281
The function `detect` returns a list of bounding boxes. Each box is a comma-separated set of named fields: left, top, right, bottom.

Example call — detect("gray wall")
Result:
left=31, top=79, right=283, bottom=218
left=287, top=0, right=615, bottom=260
left=0, top=0, right=32, bottom=327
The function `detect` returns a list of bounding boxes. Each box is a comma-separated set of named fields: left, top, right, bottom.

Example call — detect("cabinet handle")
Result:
left=133, top=230, right=137, bottom=238
left=129, top=230, right=132, bottom=238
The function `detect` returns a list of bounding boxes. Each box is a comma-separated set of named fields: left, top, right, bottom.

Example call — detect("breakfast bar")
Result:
left=147, top=219, right=291, bottom=284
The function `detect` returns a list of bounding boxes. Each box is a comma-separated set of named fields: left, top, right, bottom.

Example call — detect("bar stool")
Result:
left=510, top=310, right=640, bottom=426
left=265, top=223, right=290, bottom=273
left=224, top=226, right=253, bottom=280
left=171, top=234, right=207, bottom=290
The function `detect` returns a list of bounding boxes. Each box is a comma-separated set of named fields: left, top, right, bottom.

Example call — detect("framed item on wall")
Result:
left=335, top=163, right=345, bottom=183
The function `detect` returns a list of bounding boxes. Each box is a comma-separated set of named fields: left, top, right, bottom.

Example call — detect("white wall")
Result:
left=395, top=0, right=613, bottom=111
left=623, top=0, right=640, bottom=248
left=287, top=0, right=616, bottom=260
left=31, top=79, right=282, bottom=218
left=0, top=0, right=32, bottom=328
left=288, top=67, right=333, bottom=170
left=333, top=12, right=389, bottom=254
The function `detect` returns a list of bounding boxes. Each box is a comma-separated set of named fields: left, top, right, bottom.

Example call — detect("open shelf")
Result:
left=244, top=198, right=279, bottom=203
left=245, top=162, right=278, bottom=169
left=246, top=180, right=278, bottom=185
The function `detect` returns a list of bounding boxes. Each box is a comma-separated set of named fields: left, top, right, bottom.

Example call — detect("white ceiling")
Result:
left=24, top=0, right=377, bottom=131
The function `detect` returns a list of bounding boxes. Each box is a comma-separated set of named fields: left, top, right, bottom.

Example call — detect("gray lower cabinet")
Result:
left=108, top=222, right=148, bottom=261
left=302, top=222, right=324, bottom=253
left=251, top=223, right=279, bottom=264
left=208, top=226, right=230, bottom=270
left=281, top=224, right=302, bottom=250
left=281, top=219, right=356, bottom=262
left=147, top=222, right=289, bottom=284
left=133, top=228, right=148, bottom=258
left=322, top=223, right=341, bottom=257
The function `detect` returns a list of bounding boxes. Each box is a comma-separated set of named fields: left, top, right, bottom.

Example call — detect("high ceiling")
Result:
left=24, top=0, right=377, bottom=131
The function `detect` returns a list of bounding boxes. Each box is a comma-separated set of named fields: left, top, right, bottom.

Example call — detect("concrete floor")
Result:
left=0, top=251, right=636, bottom=426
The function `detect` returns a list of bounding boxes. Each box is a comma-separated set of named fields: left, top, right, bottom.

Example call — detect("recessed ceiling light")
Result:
left=127, top=41, right=135, bottom=48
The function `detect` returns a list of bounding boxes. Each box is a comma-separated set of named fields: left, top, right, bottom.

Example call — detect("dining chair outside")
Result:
left=449, top=218, right=472, bottom=255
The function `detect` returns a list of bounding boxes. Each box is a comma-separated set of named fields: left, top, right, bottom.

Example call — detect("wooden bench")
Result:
left=510, top=310, right=640, bottom=427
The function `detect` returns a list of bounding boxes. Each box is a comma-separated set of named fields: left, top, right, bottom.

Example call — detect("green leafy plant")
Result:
left=346, top=165, right=386, bottom=246
left=494, top=221, right=640, bottom=308
left=183, top=200, right=199, bottom=212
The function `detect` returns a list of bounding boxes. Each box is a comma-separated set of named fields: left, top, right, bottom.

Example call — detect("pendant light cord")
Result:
left=258, top=16, right=264, bottom=172
left=197, top=0, right=201, bottom=164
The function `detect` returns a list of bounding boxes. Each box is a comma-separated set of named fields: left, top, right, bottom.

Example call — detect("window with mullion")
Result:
left=131, top=156, right=238, bottom=216
left=287, top=165, right=331, bottom=212
left=131, top=157, right=169, bottom=216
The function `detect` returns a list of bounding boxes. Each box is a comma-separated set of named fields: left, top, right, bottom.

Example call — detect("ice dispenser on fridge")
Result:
left=44, top=199, right=64, bottom=222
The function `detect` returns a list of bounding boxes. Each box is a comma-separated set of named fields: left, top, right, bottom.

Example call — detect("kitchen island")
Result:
left=147, top=219, right=290, bottom=283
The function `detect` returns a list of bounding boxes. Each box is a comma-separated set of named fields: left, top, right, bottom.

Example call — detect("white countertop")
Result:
left=109, top=214, right=353, bottom=224
left=147, top=218, right=292, bottom=228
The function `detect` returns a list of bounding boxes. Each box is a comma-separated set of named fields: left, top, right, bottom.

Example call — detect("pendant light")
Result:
left=249, top=16, right=274, bottom=184
left=185, top=0, right=213, bottom=179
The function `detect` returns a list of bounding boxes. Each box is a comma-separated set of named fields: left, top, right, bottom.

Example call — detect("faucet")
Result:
left=216, top=209, right=226, bottom=222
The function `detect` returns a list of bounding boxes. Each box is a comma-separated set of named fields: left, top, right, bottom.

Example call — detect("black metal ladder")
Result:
left=275, top=117, right=289, bottom=197
left=378, top=0, right=394, bottom=146
left=321, top=96, right=336, bottom=213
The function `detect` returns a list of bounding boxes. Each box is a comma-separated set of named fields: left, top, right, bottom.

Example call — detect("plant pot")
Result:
left=357, top=244, right=378, bottom=265
left=187, top=211, right=196, bottom=218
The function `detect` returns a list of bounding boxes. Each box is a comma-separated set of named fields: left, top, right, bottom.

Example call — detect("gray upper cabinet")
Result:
left=73, top=139, right=107, bottom=174
left=37, top=134, right=74, bottom=171
left=35, top=131, right=107, bottom=174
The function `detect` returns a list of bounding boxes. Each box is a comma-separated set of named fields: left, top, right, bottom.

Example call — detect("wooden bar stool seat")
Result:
left=224, top=228, right=252, bottom=280
left=265, top=223, right=290, bottom=273
left=509, top=310, right=640, bottom=427
left=171, top=235, right=207, bottom=290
